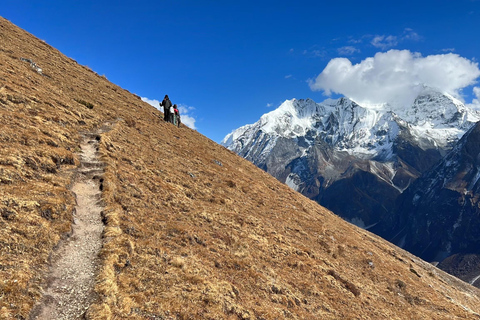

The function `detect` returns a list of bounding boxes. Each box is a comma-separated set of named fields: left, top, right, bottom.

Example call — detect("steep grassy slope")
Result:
left=1, top=16, right=480, bottom=319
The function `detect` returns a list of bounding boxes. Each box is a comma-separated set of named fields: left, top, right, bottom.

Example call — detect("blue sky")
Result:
left=2, top=0, right=480, bottom=142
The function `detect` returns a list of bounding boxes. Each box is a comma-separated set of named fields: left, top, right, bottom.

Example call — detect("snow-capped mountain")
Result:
left=223, top=88, right=479, bottom=197
left=222, top=88, right=480, bottom=272
left=224, top=88, right=476, bottom=157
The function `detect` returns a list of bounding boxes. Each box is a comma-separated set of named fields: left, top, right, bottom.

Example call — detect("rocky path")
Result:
left=29, top=132, right=105, bottom=320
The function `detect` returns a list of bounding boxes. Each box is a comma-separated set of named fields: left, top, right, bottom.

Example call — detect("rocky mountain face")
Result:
left=223, top=94, right=480, bottom=284
left=3, top=16, right=480, bottom=319
left=390, top=121, right=480, bottom=286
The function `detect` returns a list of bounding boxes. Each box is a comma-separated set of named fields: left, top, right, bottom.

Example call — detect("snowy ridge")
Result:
left=222, top=89, right=480, bottom=161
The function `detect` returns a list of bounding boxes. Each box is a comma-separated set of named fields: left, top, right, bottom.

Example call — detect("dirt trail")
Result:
left=30, top=131, right=105, bottom=320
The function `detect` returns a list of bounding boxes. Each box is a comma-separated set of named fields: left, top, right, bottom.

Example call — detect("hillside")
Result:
left=1, top=16, right=480, bottom=320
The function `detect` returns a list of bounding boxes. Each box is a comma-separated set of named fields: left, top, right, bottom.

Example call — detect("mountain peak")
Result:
left=224, top=91, right=480, bottom=158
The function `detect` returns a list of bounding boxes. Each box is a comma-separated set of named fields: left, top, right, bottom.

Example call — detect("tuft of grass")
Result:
left=74, top=98, right=94, bottom=109
left=327, top=270, right=361, bottom=297
left=124, top=117, right=136, bottom=128
left=410, top=267, right=422, bottom=278
left=170, top=256, right=185, bottom=268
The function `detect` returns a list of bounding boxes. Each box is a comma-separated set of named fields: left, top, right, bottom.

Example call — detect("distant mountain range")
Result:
left=222, top=89, right=480, bottom=286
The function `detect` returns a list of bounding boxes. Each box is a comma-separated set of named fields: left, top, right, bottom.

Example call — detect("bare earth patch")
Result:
left=29, top=132, right=104, bottom=320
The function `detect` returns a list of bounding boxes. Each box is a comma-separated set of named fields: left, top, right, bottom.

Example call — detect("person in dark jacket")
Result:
left=160, top=95, right=172, bottom=122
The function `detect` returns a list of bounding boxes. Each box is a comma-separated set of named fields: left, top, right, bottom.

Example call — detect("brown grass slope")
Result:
left=1, top=16, right=480, bottom=319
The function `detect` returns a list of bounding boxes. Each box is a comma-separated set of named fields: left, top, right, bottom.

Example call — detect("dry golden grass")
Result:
left=1, top=16, right=480, bottom=319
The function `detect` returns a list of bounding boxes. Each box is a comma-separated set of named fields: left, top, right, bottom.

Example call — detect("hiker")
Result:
left=169, top=104, right=175, bottom=124
left=160, top=95, right=172, bottom=122
left=173, top=105, right=181, bottom=127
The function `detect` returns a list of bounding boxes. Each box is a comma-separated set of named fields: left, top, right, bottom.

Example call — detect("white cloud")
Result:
left=178, top=104, right=196, bottom=129
left=441, top=48, right=456, bottom=53
left=469, top=87, right=480, bottom=108
left=141, top=97, right=161, bottom=108
left=141, top=97, right=197, bottom=129
left=369, top=28, right=421, bottom=51
left=309, top=50, right=480, bottom=108
left=348, top=37, right=363, bottom=44
left=402, top=28, right=422, bottom=41
left=303, top=46, right=327, bottom=58
left=337, top=46, right=360, bottom=56
left=474, top=87, right=480, bottom=100
left=371, top=35, right=398, bottom=50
